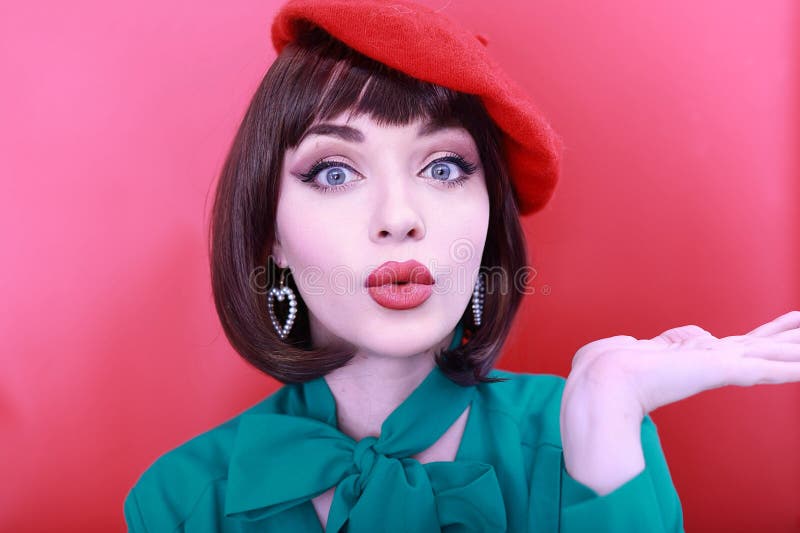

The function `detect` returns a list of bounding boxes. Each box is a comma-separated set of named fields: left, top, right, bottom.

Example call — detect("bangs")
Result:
left=279, top=24, right=485, bottom=150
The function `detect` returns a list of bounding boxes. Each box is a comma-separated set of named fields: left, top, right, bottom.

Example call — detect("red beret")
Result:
left=270, top=0, right=564, bottom=216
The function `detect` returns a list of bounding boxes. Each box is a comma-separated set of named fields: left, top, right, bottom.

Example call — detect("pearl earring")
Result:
left=472, top=273, right=485, bottom=327
left=267, top=268, right=297, bottom=340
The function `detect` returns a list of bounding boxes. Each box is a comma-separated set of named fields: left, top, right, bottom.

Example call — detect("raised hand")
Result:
left=564, top=310, right=800, bottom=418
left=559, top=310, right=800, bottom=496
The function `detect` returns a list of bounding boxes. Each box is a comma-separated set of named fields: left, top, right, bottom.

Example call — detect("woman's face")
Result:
left=272, top=111, right=490, bottom=357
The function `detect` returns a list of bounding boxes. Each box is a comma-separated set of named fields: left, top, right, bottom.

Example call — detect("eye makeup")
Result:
left=297, top=152, right=480, bottom=194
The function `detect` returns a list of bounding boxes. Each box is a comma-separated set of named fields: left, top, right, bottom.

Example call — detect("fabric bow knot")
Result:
left=224, top=414, right=507, bottom=532
left=351, top=435, right=380, bottom=493
left=222, top=366, right=508, bottom=532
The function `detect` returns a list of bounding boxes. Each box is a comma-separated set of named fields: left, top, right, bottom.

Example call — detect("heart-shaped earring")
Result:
left=267, top=268, right=297, bottom=340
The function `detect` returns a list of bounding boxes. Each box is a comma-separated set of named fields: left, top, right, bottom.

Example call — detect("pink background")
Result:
left=1, top=0, right=798, bottom=531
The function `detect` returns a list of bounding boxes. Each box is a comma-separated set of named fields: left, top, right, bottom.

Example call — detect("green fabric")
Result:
left=124, top=329, right=684, bottom=532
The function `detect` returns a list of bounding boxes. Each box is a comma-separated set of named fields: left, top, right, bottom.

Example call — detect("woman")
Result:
left=123, top=1, right=800, bottom=531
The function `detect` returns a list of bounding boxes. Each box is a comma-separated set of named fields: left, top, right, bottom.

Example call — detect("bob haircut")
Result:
left=209, top=23, right=529, bottom=386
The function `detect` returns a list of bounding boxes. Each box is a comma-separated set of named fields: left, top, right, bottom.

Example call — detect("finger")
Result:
left=744, top=310, right=800, bottom=337
left=651, top=325, right=715, bottom=345
left=771, top=328, right=800, bottom=344
left=724, top=357, right=800, bottom=386
left=740, top=341, right=800, bottom=362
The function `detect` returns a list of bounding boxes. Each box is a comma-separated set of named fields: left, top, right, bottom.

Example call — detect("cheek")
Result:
left=469, top=179, right=491, bottom=253
left=276, top=188, right=362, bottom=289
left=437, top=186, right=490, bottom=265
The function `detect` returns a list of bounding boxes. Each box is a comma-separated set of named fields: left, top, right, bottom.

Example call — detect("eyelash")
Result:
left=298, top=152, right=479, bottom=194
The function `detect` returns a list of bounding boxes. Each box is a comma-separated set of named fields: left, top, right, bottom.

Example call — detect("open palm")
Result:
left=565, top=310, right=800, bottom=417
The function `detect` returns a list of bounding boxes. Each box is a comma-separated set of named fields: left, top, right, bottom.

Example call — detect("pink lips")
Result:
left=365, top=259, right=435, bottom=310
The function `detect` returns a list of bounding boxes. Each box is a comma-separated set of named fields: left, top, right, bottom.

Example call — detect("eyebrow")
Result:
left=297, top=118, right=463, bottom=145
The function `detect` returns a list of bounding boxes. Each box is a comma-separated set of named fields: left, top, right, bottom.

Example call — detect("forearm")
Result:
left=560, top=368, right=646, bottom=496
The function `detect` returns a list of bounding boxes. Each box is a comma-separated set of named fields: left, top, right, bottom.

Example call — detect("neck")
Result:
left=314, top=323, right=457, bottom=442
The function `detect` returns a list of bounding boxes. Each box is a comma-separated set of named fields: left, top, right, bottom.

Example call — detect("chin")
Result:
left=355, top=333, right=443, bottom=358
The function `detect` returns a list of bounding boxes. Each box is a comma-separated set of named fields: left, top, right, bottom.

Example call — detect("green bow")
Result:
left=223, top=338, right=508, bottom=532
left=224, top=413, right=507, bottom=531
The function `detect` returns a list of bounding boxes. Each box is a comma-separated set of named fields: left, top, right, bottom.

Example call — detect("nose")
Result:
left=369, top=176, right=426, bottom=243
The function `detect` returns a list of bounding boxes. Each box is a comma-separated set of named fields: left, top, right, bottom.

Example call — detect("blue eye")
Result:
left=299, top=160, right=360, bottom=194
left=300, top=161, right=355, bottom=189
left=299, top=152, right=479, bottom=194
left=422, top=153, right=479, bottom=188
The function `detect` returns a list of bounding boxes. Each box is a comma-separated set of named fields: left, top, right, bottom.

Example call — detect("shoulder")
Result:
left=477, top=367, right=567, bottom=448
left=123, top=383, right=296, bottom=531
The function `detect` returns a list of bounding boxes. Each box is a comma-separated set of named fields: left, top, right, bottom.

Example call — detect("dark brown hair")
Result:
left=209, top=23, right=529, bottom=386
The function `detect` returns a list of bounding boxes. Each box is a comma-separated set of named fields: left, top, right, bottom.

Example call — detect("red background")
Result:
left=1, top=0, right=797, bottom=531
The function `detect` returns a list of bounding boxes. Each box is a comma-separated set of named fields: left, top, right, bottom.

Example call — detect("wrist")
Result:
left=560, top=370, right=646, bottom=496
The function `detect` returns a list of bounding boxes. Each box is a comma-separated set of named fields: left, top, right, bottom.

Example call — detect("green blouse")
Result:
left=124, top=331, right=685, bottom=532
